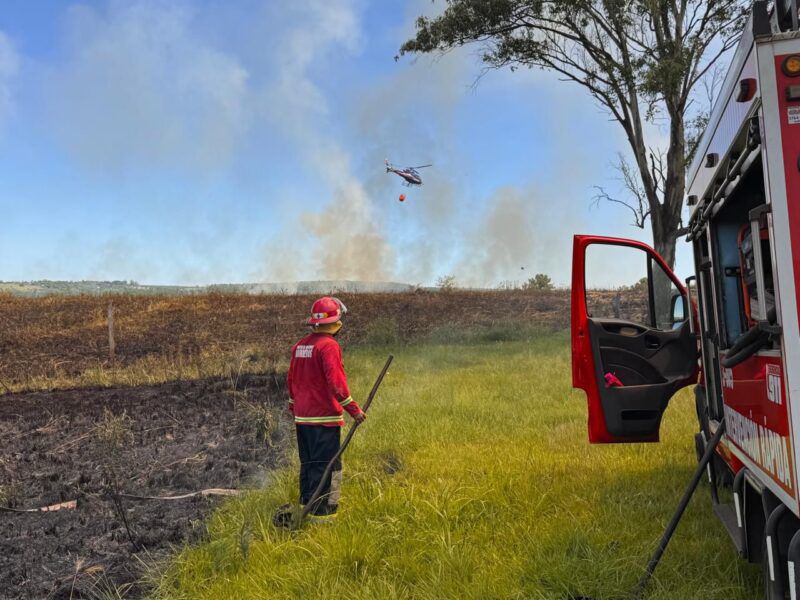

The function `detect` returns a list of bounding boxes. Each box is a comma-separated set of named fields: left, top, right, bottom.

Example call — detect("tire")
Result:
left=762, top=535, right=777, bottom=599
left=694, top=385, right=710, bottom=438
left=762, top=531, right=788, bottom=599
left=694, top=431, right=705, bottom=464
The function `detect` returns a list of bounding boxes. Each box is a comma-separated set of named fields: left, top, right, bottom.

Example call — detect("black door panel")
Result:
left=599, top=346, right=666, bottom=384
left=597, top=320, right=649, bottom=336
left=588, top=319, right=697, bottom=440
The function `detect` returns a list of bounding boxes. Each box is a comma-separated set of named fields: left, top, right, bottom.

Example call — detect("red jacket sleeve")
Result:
left=286, top=346, right=296, bottom=413
left=320, top=342, right=362, bottom=417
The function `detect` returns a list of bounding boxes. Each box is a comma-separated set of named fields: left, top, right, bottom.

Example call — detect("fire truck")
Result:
left=571, top=2, right=800, bottom=597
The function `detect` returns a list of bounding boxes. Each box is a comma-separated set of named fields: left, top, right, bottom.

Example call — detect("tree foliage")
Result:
left=401, top=0, right=748, bottom=268
left=436, top=274, right=458, bottom=291
left=523, top=273, right=555, bottom=290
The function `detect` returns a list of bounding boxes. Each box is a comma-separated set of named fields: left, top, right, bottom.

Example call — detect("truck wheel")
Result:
left=694, top=385, right=710, bottom=438
left=762, top=517, right=789, bottom=600
left=762, top=535, right=781, bottom=599
left=694, top=432, right=705, bottom=464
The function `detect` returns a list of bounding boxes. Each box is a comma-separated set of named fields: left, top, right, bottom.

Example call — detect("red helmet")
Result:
left=307, top=296, right=347, bottom=325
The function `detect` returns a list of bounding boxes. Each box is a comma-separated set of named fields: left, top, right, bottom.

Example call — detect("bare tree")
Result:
left=401, top=0, right=748, bottom=268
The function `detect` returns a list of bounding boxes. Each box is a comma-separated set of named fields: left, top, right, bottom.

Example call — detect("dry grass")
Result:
left=0, top=290, right=569, bottom=392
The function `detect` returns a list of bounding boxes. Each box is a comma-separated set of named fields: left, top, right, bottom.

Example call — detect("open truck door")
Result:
left=572, top=235, right=698, bottom=443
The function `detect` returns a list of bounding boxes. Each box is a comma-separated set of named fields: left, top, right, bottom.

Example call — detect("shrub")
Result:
left=522, top=273, right=554, bottom=291
left=435, top=275, right=457, bottom=291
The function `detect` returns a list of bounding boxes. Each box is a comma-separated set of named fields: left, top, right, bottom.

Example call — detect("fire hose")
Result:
left=722, top=307, right=779, bottom=368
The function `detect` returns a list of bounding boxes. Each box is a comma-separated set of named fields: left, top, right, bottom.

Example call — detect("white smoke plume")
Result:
left=48, top=1, right=249, bottom=171
left=19, top=0, right=605, bottom=287
left=257, top=0, right=395, bottom=282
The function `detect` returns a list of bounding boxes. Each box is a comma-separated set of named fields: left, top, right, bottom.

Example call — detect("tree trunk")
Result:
left=651, top=206, right=678, bottom=271
left=654, top=108, right=688, bottom=272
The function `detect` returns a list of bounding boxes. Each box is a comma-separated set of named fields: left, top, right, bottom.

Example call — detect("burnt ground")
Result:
left=0, top=289, right=570, bottom=386
left=0, top=373, right=290, bottom=599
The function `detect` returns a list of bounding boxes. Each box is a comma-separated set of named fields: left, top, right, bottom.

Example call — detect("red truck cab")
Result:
left=571, top=3, right=800, bottom=597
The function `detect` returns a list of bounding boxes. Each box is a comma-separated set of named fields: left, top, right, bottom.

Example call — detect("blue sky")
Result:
left=0, top=0, right=696, bottom=286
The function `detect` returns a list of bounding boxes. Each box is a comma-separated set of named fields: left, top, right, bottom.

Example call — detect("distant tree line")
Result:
left=436, top=273, right=558, bottom=291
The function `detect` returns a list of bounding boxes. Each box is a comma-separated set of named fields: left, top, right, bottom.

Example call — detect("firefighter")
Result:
left=286, top=296, right=365, bottom=521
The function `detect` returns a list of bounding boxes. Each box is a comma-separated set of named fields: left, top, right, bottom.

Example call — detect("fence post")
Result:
left=108, top=302, right=116, bottom=361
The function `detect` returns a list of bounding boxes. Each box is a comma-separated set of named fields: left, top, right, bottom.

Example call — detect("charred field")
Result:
left=0, top=373, right=289, bottom=599
left=0, top=289, right=567, bottom=598
left=0, top=289, right=570, bottom=389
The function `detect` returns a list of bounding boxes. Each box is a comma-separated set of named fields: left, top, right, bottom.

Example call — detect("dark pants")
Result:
left=297, top=425, right=342, bottom=516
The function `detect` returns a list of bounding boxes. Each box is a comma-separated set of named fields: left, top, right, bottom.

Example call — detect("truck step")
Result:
left=713, top=502, right=744, bottom=554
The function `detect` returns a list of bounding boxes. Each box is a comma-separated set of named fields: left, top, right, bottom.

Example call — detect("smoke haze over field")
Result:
left=0, top=0, right=686, bottom=288
left=49, top=2, right=250, bottom=172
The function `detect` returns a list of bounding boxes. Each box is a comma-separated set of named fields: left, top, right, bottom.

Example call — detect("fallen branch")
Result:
left=120, top=488, right=240, bottom=501
left=127, top=451, right=206, bottom=482
left=0, top=499, right=77, bottom=513
left=0, top=489, right=241, bottom=514
left=50, top=427, right=98, bottom=453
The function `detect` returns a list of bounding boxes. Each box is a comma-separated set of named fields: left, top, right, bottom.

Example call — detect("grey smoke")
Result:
left=257, top=0, right=396, bottom=282
left=21, top=0, right=602, bottom=287
left=458, top=187, right=536, bottom=285
left=48, top=1, right=249, bottom=172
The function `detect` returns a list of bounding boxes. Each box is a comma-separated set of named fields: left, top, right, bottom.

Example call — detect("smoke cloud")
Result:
left=301, top=179, right=394, bottom=281
left=258, top=21, right=594, bottom=288
left=257, top=0, right=395, bottom=282
left=9, top=0, right=606, bottom=287
left=458, top=187, right=536, bottom=285
left=48, top=1, right=249, bottom=172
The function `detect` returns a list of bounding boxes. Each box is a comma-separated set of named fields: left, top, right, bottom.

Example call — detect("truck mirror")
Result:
left=670, top=293, right=687, bottom=328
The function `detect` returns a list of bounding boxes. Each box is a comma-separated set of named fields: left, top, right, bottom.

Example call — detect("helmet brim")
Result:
left=308, top=315, right=341, bottom=325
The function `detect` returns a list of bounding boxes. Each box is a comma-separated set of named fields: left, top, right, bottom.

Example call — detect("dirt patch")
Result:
left=0, top=373, right=290, bottom=599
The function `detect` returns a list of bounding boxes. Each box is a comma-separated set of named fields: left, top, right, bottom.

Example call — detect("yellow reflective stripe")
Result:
left=294, top=415, right=344, bottom=423
left=288, top=398, right=294, bottom=404
left=339, top=396, right=353, bottom=407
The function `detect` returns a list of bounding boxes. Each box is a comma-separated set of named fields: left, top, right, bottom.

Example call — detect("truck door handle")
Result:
left=645, top=335, right=661, bottom=349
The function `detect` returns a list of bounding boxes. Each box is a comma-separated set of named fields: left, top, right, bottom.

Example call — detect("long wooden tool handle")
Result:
left=361, top=355, right=394, bottom=413
left=297, top=355, right=394, bottom=525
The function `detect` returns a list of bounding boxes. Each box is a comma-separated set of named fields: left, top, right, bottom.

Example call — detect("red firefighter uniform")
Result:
left=287, top=330, right=362, bottom=516
left=287, top=332, right=362, bottom=426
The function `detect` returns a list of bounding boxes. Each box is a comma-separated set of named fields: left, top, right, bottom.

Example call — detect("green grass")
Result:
left=154, top=331, right=759, bottom=599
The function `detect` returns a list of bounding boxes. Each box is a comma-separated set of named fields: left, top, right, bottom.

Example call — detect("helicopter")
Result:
left=385, top=159, right=432, bottom=186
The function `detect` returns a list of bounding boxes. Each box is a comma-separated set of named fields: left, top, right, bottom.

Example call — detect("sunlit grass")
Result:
left=154, top=331, right=759, bottom=599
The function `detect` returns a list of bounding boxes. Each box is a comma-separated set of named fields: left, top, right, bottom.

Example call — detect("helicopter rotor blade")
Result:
left=408, top=164, right=432, bottom=169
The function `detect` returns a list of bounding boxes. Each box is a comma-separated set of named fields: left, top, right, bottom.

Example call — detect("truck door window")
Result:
left=651, top=258, right=681, bottom=330
left=585, top=244, right=649, bottom=325
left=584, top=243, right=684, bottom=331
